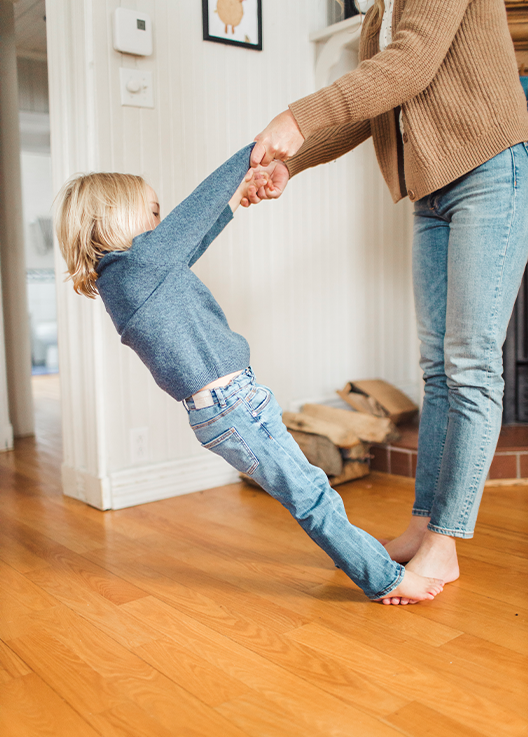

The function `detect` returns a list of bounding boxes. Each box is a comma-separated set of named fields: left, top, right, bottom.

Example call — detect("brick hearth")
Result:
left=370, top=423, right=528, bottom=482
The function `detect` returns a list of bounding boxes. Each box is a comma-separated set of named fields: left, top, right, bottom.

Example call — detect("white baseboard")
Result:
left=109, top=451, right=239, bottom=510
left=63, top=451, right=239, bottom=510
left=62, top=463, right=112, bottom=510
left=0, top=422, right=13, bottom=452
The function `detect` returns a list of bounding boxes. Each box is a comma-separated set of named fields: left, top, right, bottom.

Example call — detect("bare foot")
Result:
left=405, top=529, right=460, bottom=584
left=382, top=515, right=431, bottom=563
left=375, top=569, right=444, bottom=605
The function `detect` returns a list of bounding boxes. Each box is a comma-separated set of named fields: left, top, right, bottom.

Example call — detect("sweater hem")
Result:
left=403, top=119, right=528, bottom=203
left=176, top=360, right=251, bottom=403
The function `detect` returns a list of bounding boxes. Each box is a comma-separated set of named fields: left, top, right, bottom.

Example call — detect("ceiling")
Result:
left=14, top=0, right=47, bottom=59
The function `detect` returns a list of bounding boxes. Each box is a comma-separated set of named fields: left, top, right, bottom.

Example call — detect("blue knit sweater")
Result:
left=96, top=145, right=253, bottom=401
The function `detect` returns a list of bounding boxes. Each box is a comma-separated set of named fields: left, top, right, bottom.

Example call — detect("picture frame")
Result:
left=202, top=0, right=263, bottom=51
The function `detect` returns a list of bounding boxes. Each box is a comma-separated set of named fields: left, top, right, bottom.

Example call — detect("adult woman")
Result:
left=246, top=0, right=528, bottom=603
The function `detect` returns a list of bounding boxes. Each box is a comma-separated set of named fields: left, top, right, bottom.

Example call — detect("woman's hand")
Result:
left=251, top=110, right=304, bottom=167
left=240, top=161, right=290, bottom=207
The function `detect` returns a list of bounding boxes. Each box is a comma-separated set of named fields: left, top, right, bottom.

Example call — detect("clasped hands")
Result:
left=241, top=109, right=305, bottom=208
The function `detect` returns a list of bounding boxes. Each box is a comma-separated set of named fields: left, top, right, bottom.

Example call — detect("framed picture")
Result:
left=202, top=0, right=262, bottom=51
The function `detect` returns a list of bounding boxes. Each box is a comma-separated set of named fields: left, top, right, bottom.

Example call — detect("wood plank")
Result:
left=5, top=606, right=250, bottom=737
left=87, top=701, right=185, bottom=737
left=24, top=560, right=157, bottom=649
left=387, top=702, right=488, bottom=737
left=216, top=691, right=336, bottom=737
left=0, top=672, right=99, bottom=737
left=133, top=635, right=251, bottom=708
left=7, top=632, right=122, bottom=715
left=404, top=585, right=528, bottom=656
left=121, top=596, right=411, bottom=737
left=286, top=623, right=528, bottom=737
left=0, top=641, right=32, bottom=683
left=0, top=560, right=59, bottom=612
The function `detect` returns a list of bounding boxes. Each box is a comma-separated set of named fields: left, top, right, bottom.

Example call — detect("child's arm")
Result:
left=143, top=144, right=255, bottom=266
left=188, top=169, right=269, bottom=268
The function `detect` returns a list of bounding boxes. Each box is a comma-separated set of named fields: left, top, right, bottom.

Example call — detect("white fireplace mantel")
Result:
left=310, top=15, right=363, bottom=89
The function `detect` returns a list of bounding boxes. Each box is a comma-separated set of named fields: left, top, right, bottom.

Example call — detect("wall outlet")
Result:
left=130, top=427, right=149, bottom=464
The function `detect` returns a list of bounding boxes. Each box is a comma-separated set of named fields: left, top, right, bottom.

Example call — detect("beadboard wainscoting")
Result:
left=46, top=0, right=417, bottom=509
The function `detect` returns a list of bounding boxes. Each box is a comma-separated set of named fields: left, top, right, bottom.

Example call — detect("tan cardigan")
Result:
left=286, top=0, right=528, bottom=203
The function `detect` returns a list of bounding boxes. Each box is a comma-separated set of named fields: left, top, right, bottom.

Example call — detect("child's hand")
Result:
left=229, top=168, right=270, bottom=212
left=242, top=167, right=271, bottom=203
left=240, top=160, right=289, bottom=208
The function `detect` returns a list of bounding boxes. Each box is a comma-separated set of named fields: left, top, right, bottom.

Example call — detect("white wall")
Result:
left=47, top=0, right=417, bottom=509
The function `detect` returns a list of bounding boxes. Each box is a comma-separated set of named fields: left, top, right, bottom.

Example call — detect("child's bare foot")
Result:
left=405, top=529, right=460, bottom=584
left=376, top=569, right=444, bottom=605
left=382, top=515, right=430, bottom=563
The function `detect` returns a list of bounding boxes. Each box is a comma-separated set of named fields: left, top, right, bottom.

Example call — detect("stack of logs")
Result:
left=282, top=404, right=398, bottom=486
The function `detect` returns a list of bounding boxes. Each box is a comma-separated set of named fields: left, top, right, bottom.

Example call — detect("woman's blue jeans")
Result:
left=184, top=368, right=404, bottom=600
left=413, top=142, right=528, bottom=538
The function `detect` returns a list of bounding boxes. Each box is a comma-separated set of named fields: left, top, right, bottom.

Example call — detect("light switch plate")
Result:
left=119, top=68, right=154, bottom=108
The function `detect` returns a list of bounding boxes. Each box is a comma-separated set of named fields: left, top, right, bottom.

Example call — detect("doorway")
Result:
left=15, top=1, right=59, bottom=445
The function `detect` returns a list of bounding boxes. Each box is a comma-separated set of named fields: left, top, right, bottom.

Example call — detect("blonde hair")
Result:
left=54, top=172, right=153, bottom=298
left=368, top=0, right=385, bottom=36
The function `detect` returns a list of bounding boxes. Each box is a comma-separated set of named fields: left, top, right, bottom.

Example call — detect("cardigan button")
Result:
left=408, top=189, right=415, bottom=200
left=402, top=132, right=408, bottom=144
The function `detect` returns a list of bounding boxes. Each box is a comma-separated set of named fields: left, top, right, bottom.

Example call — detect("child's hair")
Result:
left=54, top=172, right=153, bottom=298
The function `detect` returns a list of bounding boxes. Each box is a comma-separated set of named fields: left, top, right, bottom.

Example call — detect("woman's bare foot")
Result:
left=375, top=569, right=444, bottom=605
left=405, top=529, right=460, bottom=584
left=382, top=515, right=431, bottom=563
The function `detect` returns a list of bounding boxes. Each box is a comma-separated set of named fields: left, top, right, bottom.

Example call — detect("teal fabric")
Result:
left=96, top=144, right=254, bottom=401
left=521, top=75, right=528, bottom=102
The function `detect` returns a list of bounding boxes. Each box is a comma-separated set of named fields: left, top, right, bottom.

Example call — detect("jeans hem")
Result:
left=412, top=509, right=431, bottom=518
left=369, top=564, right=406, bottom=600
left=427, top=523, right=474, bottom=539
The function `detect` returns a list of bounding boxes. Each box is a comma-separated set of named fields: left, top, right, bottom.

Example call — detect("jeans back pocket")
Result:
left=200, top=427, right=259, bottom=475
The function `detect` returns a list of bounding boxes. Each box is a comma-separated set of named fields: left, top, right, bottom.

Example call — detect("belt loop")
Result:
left=182, top=398, right=190, bottom=411
left=214, top=387, right=227, bottom=408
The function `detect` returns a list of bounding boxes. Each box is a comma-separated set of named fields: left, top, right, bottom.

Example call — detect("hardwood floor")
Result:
left=0, top=374, right=527, bottom=736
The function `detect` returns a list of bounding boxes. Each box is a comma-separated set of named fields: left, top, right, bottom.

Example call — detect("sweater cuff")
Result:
left=289, top=84, right=351, bottom=140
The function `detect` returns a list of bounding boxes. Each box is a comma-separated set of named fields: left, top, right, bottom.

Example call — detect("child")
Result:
left=55, top=143, right=443, bottom=604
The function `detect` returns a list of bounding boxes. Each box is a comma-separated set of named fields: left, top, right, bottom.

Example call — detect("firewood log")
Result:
left=282, top=411, right=361, bottom=449
left=301, top=404, right=399, bottom=444
left=287, top=429, right=343, bottom=477
left=330, top=459, right=370, bottom=486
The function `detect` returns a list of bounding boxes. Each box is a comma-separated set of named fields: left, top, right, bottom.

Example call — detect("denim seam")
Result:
left=243, top=390, right=271, bottom=418
left=190, top=398, right=243, bottom=429
left=202, top=426, right=259, bottom=475
left=257, top=422, right=400, bottom=598
left=455, top=156, right=516, bottom=532
left=428, top=523, right=474, bottom=539
left=511, top=145, right=517, bottom=189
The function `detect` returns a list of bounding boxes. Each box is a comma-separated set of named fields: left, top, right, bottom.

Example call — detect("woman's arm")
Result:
left=291, top=0, right=471, bottom=139
left=252, top=0, right=471, bottom=166
left=285, top=119, right=372, bottom=178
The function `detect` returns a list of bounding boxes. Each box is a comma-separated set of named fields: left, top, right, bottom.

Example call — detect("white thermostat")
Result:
left=113, top=8, right=152, bottom=56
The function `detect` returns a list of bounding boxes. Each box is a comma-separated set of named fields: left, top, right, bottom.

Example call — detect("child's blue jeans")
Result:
left=184, top=368, right=404, bottom=600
